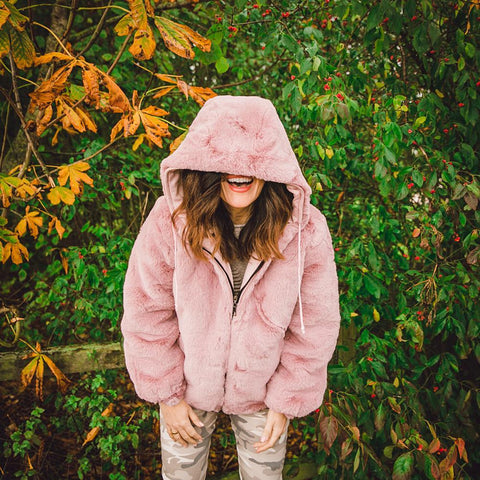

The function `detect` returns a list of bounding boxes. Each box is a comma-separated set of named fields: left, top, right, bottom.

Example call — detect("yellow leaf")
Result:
left=36, top=104, right=53, bottom=136
left=34, top=51, right=74, bottom=66
left=132, top=133, right=145, bottom=151
left=10, top=28, right=35, bottom=69
left=16, top=207, right=43, bottom=239
left=114, top=13, right=135, bottom=36
left=21, top=356, right=40, bottom=389
left=325, top=147, right=334, bottom=159
left=350, top=312, right=359, bottom=317
left=48, top=216, right=65, bottom=239
left=110, top=117, right=125, bottom=142
left=125, top=111, right=141, bottom=137
left=393, top=377, right=400, bottom=388
left=2, top=239, right=29, bottom=264
left=5, top=1, right=28, bottom=31
left=152, top=85, right=176, bottom=99
left=435, top=89, right=444, bottom=98
left=0, top=27, right=9, bottom=59
left=187, top=85, right=216, bottom=106
left=29, top=62, right=76, bottom=110
left=139, top=106, right=170, bottom=148
left=47, top=186, right=76, bottom=205
left=43, top=354, right=71, bottom=393
left=0, top=4, right=10, bottom=30
left=169, top=131, right=187, bottom=153
left=100, top=73, right=131, bottom=113
left=82, top=403, right=114, bottom=447
left=154, top=73, right=180, bottom=84
left=154, top=15, right=211, bottom=60
left=129, top=24, right=156, bottom=60
left=373, top=307, right=380, bottom=322
left=81, top=67, right=101, bottom=108
left=128, top=0, right=148, bottom=30
left=57, top=161, right=94, bottom=195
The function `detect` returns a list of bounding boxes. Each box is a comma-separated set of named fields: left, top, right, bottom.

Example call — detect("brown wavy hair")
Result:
left=172, top=170, right=294, bottom=262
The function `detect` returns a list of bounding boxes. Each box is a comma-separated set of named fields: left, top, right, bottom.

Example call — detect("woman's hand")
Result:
left=253, top=409, right=288, bottom=453
left=160, top=400, right=204, bottom=447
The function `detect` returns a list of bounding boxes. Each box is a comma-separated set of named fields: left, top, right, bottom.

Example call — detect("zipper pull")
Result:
left=232, top=293, right=239, bottom=317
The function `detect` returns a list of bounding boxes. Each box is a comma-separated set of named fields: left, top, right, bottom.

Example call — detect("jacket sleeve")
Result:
left=265, top=210, right=341, bottom=418
left=121, top=197, right=186, bottom=405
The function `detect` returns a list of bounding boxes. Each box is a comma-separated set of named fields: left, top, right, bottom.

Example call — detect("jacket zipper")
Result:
left=202, top=248, right=264, bottom=317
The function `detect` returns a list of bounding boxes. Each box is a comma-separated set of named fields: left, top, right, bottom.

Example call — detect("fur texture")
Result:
left=121, top=95, right=341, bottom=418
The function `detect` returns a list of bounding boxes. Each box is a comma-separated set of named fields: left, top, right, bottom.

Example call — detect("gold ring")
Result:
left=171, top=431, right=178, bottom=435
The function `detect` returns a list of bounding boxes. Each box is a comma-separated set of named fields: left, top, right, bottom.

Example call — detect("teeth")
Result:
left=227, top=177, right=253, bottom=184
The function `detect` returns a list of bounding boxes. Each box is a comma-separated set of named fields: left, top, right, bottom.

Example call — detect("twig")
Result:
left=18, top=145, right=33, bottom=179
left=32, top=21, right=71, bottom=55
left=81, top=137, right=121, bottom=163
left=62, top=0, right=78, bottom=40
left=78, top=0, right=113, bottom=57
left=0, top=102, right=10, bottom=170
left=0, top=87, right=55, bottom=188
left=106, top=31, right=133, bottom=75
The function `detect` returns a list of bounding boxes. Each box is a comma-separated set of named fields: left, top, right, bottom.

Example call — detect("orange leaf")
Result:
left=0, top=5, right=10, bottom=31
left=81, top=67, right=101, bottom=108
left=36, top=104, right=53, bottom=136
left=75, top=106, right=97, bottom=133
left=110, top=117, right=125, bottom=142
left=154, top=15, right=211, bottom=60
left=43, top=354, right=71, bottom=394
left=128, top=0, right=148, bottom=30
left=169, top=131, right=187, bottom=153
left=21, top=356, right=40, bottom=389
left=16, top=206, right=43, bottom=239
left=454, top=437, right=468, bottom=462
left=34, top=51, right=74, bottom=66
left=139, top=106, right=170, bottom=148
left=82, top=403, right=114, bottom=447
left=47, top=186, right=76, bottom=205
left=428, top=437, right=441, bottom=454
left=188, top=86, right=216, bottom=106
left=412, top=227, right=421, bottom=238
left=15, top=179, right=37, bottom=199
left=176, top=79, right=189, bottom=99
left=48, top=216, right=66, bottom=239
left=29, top=62, right=76, bottom=110
left=125, top=111, right=141, bottom=136
left=154, top=73, right=180, bottom=84
left=57, top=161, right=94, bottom=195
left=129, top=24, right=156, bottom=60
left=152, top=85, right=176, bottom=99
left=114, top=13, right=135, bottom=36
left=101, top=74, right=131, bottom=113
left=57, top=98, right=86, bottom=132
left=2, top=239, right=29, bottom=264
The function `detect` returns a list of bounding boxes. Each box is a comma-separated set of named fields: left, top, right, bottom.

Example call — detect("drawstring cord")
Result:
left=172, top=224, right=179, bottom=312
left=297, top=219, right=305, bottom=334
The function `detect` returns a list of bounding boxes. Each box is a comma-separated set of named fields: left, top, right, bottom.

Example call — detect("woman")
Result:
left=121, top=95, right=341, bottom=479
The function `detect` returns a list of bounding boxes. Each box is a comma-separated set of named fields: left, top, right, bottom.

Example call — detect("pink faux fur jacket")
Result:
left=121, top=95, right=340, bottom=418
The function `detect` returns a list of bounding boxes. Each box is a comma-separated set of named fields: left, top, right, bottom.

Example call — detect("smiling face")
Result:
left=220, top=174, right=265, bottom=224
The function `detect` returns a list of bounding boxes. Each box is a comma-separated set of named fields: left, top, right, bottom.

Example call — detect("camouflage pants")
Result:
left=160, top=408, right=289, bottom=480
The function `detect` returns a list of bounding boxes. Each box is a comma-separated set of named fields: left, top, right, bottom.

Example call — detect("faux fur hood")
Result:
left=160, top=95, right=312, bottom=227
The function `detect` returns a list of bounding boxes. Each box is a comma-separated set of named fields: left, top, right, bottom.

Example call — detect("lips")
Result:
left=225, top=175, right=254, bottom=192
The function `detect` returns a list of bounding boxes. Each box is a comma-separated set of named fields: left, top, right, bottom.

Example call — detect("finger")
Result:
left=260, top=415, right=274, bottom=444
left=188, top=408, right=205, bottom=428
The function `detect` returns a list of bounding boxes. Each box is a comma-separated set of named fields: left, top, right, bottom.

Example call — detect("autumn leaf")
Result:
left=0, top=174, right=21, bottom=207
left=0, top=3, right=10, bottom=30
left=2, top=239, right=29, bottom=264
left=100, top=73, right=131, bottom=113
left=169, top=131, right=187, bottom=153
left=82, top=403, right=114, bottom=447
left=47, top=186, right=76, bottom=205
left=57, top=161, right=94, bottom=195
left=114, top=13, right=135, bottom=36
left=56, top=97, right=97, bottom=134
left=4, top=1, right=28, bottom=31
left=154, top=73, right=180, bottom=84
left=188, top=85, right=216, bottom=106
left=152, top=85, right=176, bottom=99
left=129, top=24, right=156, bottom=60
left=0, top=26, right=9, bottom=59
left=81, top=67, right=101, bottom=108
left=36, top=104, right=53, bottom=136
left=48, top=216, right=66, bottom=239
left=128, top=0, right=148, bottom=30
left=10, top=28, right=35, bottom=69
left=16, top=206, right=43, bottom=239
left=29, top=61, right=76, bottom=110
left=154, top=15, right=211, bottom=59
left=139, top=105, right=170, bottom=148
left=34, top=51, right=74, bottom=66
left=318, top=414, right=338, bottom=454
left=21, top=342, right=70, bottom=399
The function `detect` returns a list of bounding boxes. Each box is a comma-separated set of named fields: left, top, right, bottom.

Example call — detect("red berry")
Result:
left=281, top=12, right=290, bottom=18
left=407, top=182, right=414, bottom=189
left=324, top=84, right=330, bottom=91
left=336, top=93, right=344, bottom=101
left=371, top=393, right=376, bottom=398
left=443, top=128, right=449, bottom=134
left=458, top=102, right=464, bottom=107
left=408, top=129, right=413, bottom=133
left=290, top=75, right=296, bottom=80
left=476, top=81, right=480, bottom=87
left=412, top=15, right=417, bottom=20
left=253, top=3, right=259, bottom=8
left=261, top=46, right=265, bottom=50
left=430, top=189, right=436, bottom=193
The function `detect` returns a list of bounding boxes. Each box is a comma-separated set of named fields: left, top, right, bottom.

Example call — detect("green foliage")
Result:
left=1, top=0, right=479, bottom=478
